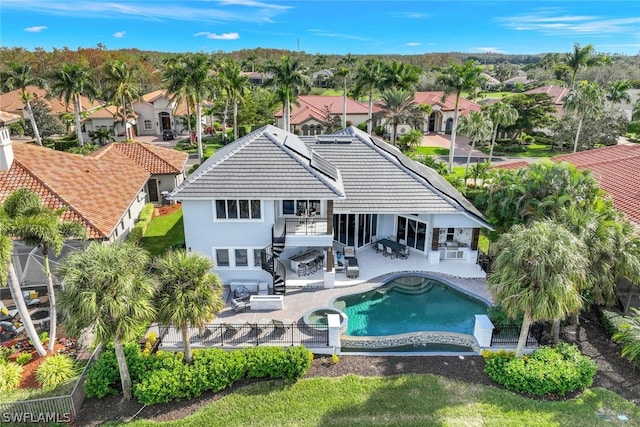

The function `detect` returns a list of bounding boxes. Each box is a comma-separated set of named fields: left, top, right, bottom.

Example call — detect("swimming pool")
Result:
left=332, top=275, right=489, bottom=337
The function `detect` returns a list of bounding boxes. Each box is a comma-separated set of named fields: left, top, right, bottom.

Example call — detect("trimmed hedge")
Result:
left=84, top=343, right=313, bottom=404
left=483, top=343, right=597, bottom=396
left=127, top=203, right=155, bottom=243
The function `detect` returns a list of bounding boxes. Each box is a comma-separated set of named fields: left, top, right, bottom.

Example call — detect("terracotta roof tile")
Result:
left=553, top=145, right=640, bottom=228
left=92, top=142, right=187, bottom=175
left=0, top=142, right=149, bottom=239
left=490, top=161, right=530, bottom=171
left=275, top=96, right=369, bottom=123
left=0, top=86, right=103, bottom=115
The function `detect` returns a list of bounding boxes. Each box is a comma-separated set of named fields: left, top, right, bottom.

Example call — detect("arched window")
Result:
left=301, top=124, right=309, bottom=136
left=445, top=117, right=454, bottom=132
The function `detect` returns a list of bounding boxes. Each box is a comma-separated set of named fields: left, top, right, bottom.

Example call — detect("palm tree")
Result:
left=0, top=62, right=47, bottom=146
left=485, top=102, right=519, bottom=163
left=563, top=43, right=597, bottom=86
left=377, top=89, right=420, bottom=147
left=57, top=242, right=157, bottom=400
left=334, top=66, right=350, bottom=128
left=0, top=208, right=46, bottom=356
left=563, top=80, right=604, bottom=153
left=487, top=220, right=587, bottom=357
left=243, top=52, right=258, bottom=72
left=606, top=80, right=632, bottom=105
left=163, top=56, right=195, bottom=144
left=266, top=56, right=310, bottom=132
left=458, top=110, right=492, bottom=178
left=49, top=63, right=99, bottom=146
left=4, top=189, right=87, bottom=352
left=185, top=54, right=214, bottom=160
left=102, top=60, right=142, bottom=141
left=219, top=59, right=250, bottom=141
left=436, top=60, right=485, bottom=172
left=91, top=127, right=115, bottom=145
left=355, top=58, right=385, bottom=133
left=381, top=60, right=421, bottom=91
left=153, top=250, right=225, bottom=364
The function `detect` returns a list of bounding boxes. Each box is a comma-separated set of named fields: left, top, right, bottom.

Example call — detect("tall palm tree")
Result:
left=0, top=62, right=47, bottom=146
left=606, top=80, right=632, bottom=105
left=563, top=80, right=604, bottom=153
left=0, top=208, right=46, bottom=356
left=563, top=43, right=597, bottom=86
left=102, top=60, right=142, bottom=141
left=381, top=60, right=421, bottom=91
left=4, top=189, right=87, bottom=352
left=458, top=111, right=492, bottom=178
left=334, top=66, right=350, bottom=128
left=153, top=250, right=225, bottom=364
left=219, top=59, right=250, bottom=141
left=377, top=89, right=421, bottom=147
left=436, top=60, right=485, bottom=172
left=57, top=242, right=157, bottom=400
left=49, top=63, right=99, bottom=146
left=163, top=56, right=195, bottom=143
left=485, top=102, right=519, bottom=163
left=355, top=58, right=385, bottom=133
left=488, top=220, right=587, bottom=357
left=266, top=56, right=310, bottom=132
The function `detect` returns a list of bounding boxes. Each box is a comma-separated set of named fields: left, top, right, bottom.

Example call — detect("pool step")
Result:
left=392, top=279, right=435, bottom=295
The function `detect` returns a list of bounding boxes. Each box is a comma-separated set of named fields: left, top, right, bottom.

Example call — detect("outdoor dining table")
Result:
left=377, top=238, right=406, bottom=254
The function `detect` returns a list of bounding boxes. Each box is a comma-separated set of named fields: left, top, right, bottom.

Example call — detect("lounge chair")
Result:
left=249, top=319, right=270, bottom=336
left=221, top=322, right=244, bottom=337
left=22, top=290, right=41, bottom=307
left=0, top=301, right=18, bottom=322
left=231, top=298, right=249, bottom=313
left=0, top=321, right=24, bottom=339
left=344, top=246, right=359, bottom=278
left=272, top=319, right=293, bottom=336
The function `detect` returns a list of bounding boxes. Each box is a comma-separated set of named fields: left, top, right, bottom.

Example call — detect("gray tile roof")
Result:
left=169, top=125, right=345, bottom=200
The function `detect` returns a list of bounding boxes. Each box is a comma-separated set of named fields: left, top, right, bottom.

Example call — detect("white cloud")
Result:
left=194, top=32, right=240, bottom=40
left=406, top=42, right=421, bottom=47
left=24, top=26, right=47, bottom=32
left=471, top=47, right=505, bottom=54
left=113, top=31, right=126, bottom=38
left=307, top=29, right=369, bottom=42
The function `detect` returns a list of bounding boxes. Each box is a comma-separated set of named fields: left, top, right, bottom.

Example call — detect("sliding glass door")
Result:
left=334, top=213, right=377, bottom=248
left=396, top=216, right=427, bottom=252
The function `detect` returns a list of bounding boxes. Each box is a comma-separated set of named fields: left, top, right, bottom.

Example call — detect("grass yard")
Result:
left=109, top=375, right=639, bottom=426
left=174, top=136, right=224, bottom=159
left=413, top=146, right=449, bottom=156
left=140, top=208, right=185, bottom=257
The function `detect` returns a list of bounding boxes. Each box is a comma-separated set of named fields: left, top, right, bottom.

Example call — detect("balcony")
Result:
left=275, top=217, right=333, bottom=248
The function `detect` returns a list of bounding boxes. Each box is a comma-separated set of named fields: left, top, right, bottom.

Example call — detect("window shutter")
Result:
left=471, top=228, right=480, bottom=250
left=431, top=228, right=439, bottom=250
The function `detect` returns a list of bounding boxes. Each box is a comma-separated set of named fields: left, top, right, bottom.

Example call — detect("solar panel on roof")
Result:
left=283, top=134, right=311, bottom=158
left=310, top=151, right=339, bottom=180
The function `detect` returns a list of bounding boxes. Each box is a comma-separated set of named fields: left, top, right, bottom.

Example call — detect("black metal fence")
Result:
left=490, top=323, right=545, bottom=347
left=158, top=321, right=329, bottom=350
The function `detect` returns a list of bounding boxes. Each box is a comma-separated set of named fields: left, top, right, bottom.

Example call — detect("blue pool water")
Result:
left=334, top=276, right=489, bottom=336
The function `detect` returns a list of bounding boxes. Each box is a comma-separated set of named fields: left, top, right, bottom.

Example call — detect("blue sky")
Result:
left=2, top=1, right=639, bottom=55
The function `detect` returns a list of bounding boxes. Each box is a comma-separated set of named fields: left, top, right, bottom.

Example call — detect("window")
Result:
left=446, top=228, right=455, bottom=242
left=283, top=200, right=321, bottom=216
left=144, top=120, right=152, bottom=130
left=215, top=200, right=261, bottom=220
left=235, top=249, right=248, bottom=267
left=253, top=249, right=262, bottom=267
left=396, top=216, right=428, bottom=252
left=216, top=249, right=229, bottom=267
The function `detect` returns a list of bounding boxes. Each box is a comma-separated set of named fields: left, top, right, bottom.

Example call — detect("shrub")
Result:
left=36, top=354, right=77, bottom=390
left=627, top=121, right=640, bottom=134
left=0, top=361, right=23, bottom=392
left=15, top=352, right=33, bottom=366
left=53, top=138, right=79, bottom=151
left=0, top=345, right=12, bottom=363
left=127, top=203, right=155, bottom=244
left=483, top=343, right=597, bottom=396
left=356, top=122, right=368, bottom=132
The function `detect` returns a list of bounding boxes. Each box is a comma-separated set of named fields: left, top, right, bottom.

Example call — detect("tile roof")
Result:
left=0, top=110, right=22, bottom=125
left=524, top=85, right=570, bottom=105
left=170, top=125, right=345, bottom=200
left=553, top=145, right=640, bottom=227
left=0, top=86, right=103, bottom=115
left=0, top=142, right=150, bottom=239
left=138, top=90, right=190, bottom=116
left=275, top=96, right=369, bottom=124
left=413, top=92, right=482, bottom=114
left=171, top=125, right=490, bottom=228
left=91, top=142, right=188, bottom=175
left=490, top=160, right=530, bottom=171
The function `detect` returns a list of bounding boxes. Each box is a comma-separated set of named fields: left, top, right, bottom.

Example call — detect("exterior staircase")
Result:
left=261, top=227, right=287, bottom=295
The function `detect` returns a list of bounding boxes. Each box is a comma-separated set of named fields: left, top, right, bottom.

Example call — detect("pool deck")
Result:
left=216, top=245, right=493, bottom=325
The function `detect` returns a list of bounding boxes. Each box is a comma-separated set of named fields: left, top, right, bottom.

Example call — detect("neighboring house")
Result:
left=91, top=142, right=188, bottom=204
left=169, top=125, right=491, bottom=293
left=133, top=89, right=193, bottom=137
left=274, top=96, right=369, bottom=135
left=242, top=71, right=273, bottom=85
left=523, top=85, right=570, bottom=116
left=553, top=144, right=640, bottom=230
left=0, top=85, right=103, bottom=124
left=481, top=73, right=501, bottom=90
left=312, top=69, right=334, bottom=87
left=503, top=71, right=533, bottom=91
left=412, top=92, right=482, bottom=134
left=82, top=104, right=137, bottom=140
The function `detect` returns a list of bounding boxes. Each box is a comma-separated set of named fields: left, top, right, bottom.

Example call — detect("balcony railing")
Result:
left=285, top=218, right=328, bottom=235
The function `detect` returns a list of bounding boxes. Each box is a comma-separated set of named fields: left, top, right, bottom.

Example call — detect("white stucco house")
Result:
left=169, top=125, right=491, bottom=295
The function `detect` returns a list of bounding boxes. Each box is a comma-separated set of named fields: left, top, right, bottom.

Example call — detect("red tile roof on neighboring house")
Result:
left=275, top=96, right=369, bottom=124
left=413, top=92, right=482, bottom=115
left=91, top=142, right=188, bottom=175
left=553, top=145, right=640, bottom=227
left=0, top=142, right=150, bottom=239
left=0, top=111, right=22, bottom=125
left=490, top=160, right=530, bottom=171
left=524, top=85, right=570, bottom=115
left=138, top=90, right=190, bottom=116
left=0, top=86, right=103, bottom=115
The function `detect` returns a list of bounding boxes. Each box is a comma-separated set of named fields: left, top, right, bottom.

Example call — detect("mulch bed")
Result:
left=75, top=308, right=640, bottom=426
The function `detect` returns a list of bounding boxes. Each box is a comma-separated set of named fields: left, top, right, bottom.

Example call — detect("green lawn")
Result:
left=140, top=208, right=185, bottom=257
left=110, top=375, right=639, bottom=426
left=413, top=146, right=449, bottom=156
left=174, top=136, right=224, bottom=159
left=476, top=143, right=566, bottom=159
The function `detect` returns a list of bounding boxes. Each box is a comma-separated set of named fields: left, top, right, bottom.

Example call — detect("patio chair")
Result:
left=398, top=246, right=410, bottom=259
left=376, top=242, right=385, bottom=253
left=385, top=246, right=397, bottom=259
left=22, top=290, right=41, bottom=307
left=231, top=298, right=249, bottom=313
left=272, top=319, right=293, bottom=337
left=234, top=286, right=251, bottom=301
left=221, top=322, right=245, bottom=337
left=249, top=318, right=270, bottom=336
left=0, top=321, right=24, bottom=339
left=0, top=301, right=18, bottom=322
